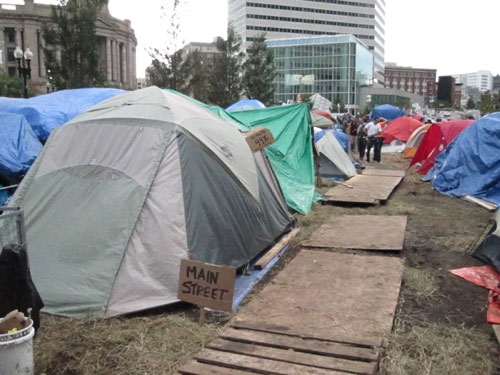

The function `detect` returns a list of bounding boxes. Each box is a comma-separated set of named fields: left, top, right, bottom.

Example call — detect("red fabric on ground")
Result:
left=451, top=265, right=500, bottom=323
left=409, top=120, right=473, bottom=174
left=380, top=117, right=422, bottom=144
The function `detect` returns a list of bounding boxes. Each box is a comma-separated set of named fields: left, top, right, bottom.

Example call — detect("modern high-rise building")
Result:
left=228, top=0, right=386, bottom=84
left=266, top=35, right=373, bottom=108
left=452, top=70, right=493, bottom=93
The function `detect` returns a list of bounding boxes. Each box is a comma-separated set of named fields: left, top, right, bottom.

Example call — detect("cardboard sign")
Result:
left=245, top=126, right=275, bottom=152
left=178, top=259, right=236, bottom=312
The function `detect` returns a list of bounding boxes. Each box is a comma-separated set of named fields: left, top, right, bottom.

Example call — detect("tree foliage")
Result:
left=42, top=0, right=106, bottom=89
left=241, top=33, right=275, bottom=106
left=466, top=98, right=476, bottom=110
left=480, top=94, right=495, bottom=115
left=207, top=24, right=244, bottom=108
left=0, top=69, right=26, bottom=97
left=146, top=50, right=190, bottom=92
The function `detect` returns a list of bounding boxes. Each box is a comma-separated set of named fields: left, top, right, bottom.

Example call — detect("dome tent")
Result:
left=10, top=86, right=292, bottom=317
left=380, top=117, right=423, bottom=144
left=370, top=104, right=404, bottom=122
left=226, top=99, right=266, bottom=112
left=426, top=113, right=500, bottom=205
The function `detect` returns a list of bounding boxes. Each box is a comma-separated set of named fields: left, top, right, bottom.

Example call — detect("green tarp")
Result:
left=229, top=105, right=314, bottom=214
left=166, top=90, right=315, bottom=214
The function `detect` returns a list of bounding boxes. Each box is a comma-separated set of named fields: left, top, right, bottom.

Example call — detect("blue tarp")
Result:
left=0, top=88, right=126, bottom=141
left=0, top=186, right=9, bottom=206
left=370, top=104, right=404, bottom=122
left=226, top=99, right=266, bottom=112
left=315, top=129, right=349, bottom=152
left=0, top=112, right=42, bottom=183
left=427, top=112, right=500, bottom=205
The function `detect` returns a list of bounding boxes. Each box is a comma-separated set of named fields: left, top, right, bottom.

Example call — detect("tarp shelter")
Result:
left=0, top=185, right=9, bottom=206
left=473, top=210, right=500, bottom=274
left=314, top=131, right=356, bottom=179
left=370, top=104, right=404, bottom=122
left=426, top=113, right=500, bottom=205
left=226, top=99, right=266, bottom=112
left=410, top=120, right=473, bottom=174
left=0, top=88, right=126, bottom=141
left=312, top=110, right=332, bottom=121
left=229, top=104, right=315, bottom=214
left=315, top=129, right=348, bottom=153
left=311, top=112, right=333, bottom=129
left=380, top=117, right=423, bottom=144
left=0, top=112, right=42, bottom=184
left=9, top=86, right=292, bottom=317
left=402, top=123, right=431, bottom=159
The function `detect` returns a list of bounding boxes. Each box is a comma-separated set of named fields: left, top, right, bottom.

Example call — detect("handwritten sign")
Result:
left=177, top=259, right=236, bottom=312
left=245, top=126, right=275, bottom=152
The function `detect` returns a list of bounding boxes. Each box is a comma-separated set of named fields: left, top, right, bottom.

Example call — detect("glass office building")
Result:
left=267, top=35, right=373, bottom=109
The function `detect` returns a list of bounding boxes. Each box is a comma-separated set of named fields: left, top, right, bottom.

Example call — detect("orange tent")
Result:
left=403, top=123, right=432, bottom=159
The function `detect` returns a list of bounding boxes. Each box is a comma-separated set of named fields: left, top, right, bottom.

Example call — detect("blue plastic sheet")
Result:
left=370, top=104, right=404, bottom=122
left=0, top=186, right=9, bottom=206
left=0, top=88, right=126, bottom=141
left=314, top=129, right=349, bottom=152
left=226, top=99, right=266, bottom=112
left=428, top=113, right=500, bottom=205
left=0, top=112, right=42, bottom=183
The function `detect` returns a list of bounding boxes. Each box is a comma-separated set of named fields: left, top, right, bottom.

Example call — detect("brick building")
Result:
left=384, top=63, right=436, bottom=105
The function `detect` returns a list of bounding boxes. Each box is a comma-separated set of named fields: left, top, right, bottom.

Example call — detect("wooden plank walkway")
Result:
left=179, top=250, right=404, bottom=374
left=362, top=169, right=405, bottom=178
left=323, top=175, right=403, bottom=205
left=303, top=215, right=407, bottom=251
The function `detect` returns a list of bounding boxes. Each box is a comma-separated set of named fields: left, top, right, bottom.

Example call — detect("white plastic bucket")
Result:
left=0, top=326, right=35, bottom=375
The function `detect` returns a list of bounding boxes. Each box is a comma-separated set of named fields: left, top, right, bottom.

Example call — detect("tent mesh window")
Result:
left=0, top=208, right=25, bottom=249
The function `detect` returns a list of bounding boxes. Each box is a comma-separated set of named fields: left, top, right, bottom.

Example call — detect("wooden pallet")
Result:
left=179, top=322, right=380, bottom=375
left=253, top=228, right=300, bottom=270
left=362, top=169, right=405, bottom=178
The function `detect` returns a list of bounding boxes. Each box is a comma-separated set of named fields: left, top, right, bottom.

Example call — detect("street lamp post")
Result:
left=14, top=46, right=33, bottom=98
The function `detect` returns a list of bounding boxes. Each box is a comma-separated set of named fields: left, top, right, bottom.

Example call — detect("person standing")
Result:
left=365, top=118, right=382, bottom=162
left=374, top=119, right=386, bottom=163
left=358, top=115, right=369, bottom=160
left=348, top=116, right=360, bottom=153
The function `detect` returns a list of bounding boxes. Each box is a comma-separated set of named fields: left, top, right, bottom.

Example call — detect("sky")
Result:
left=18, top=1, right=500, bottom=78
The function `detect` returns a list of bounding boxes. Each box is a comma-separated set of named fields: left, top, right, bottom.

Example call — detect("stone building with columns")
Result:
left=0, top=0, right=137, bottom=94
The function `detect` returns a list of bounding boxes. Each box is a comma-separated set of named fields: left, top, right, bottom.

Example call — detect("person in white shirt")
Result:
left=364, top=118, right=382, bottom=162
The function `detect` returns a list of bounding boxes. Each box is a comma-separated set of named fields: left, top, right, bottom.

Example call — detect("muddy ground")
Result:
left=34, top=153, right=500, bottom=374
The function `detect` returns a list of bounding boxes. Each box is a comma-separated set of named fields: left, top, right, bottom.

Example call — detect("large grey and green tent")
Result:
left=11, top=86, right=292, bottom=317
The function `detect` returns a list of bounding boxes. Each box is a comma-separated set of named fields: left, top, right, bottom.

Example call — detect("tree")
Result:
left=466, top=98, right=475, bottom=110
left=241, top=33, right=276, bottom=106
left=480, top=94, right=495, bottom=115
left=0, top=69, right=26, bottom=97
left=184, top=49, right=209, bottom=103
left=42, top=0, right=107, bottom=89
left=207, top=24, right=245, bottom=108
left=146, top=49, right=190, bottom=92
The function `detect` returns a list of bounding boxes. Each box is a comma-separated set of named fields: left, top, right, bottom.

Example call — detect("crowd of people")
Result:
left=335, top=114, right=388, bottom=163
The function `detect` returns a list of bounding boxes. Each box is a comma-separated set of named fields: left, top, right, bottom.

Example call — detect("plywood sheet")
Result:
left=324, top=175, right=402, bottom=204
left=362, top=169, right=405, bottom=177
left=303, top=215, right=407, bottom=251
left=235, top=250, right=404, bottom=340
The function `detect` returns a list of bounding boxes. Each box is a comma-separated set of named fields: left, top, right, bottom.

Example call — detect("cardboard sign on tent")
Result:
left=427, top=113, right=500, bottom=206
left=409, top=120, right=473, bottom=175
left=380, top=117, right=423, bottom=144
left=9, top=86, right=292, bottom=317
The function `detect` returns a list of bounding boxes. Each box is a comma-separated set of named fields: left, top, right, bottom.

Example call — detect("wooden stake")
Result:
left=199, top=306, right=206, bottom=325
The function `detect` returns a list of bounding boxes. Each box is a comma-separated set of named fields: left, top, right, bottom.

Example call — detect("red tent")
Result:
left=312, top=110, right=332, bottom=121
left=380, top=117, right=422, bottom=144
left=409, top=120, right=474, bottom=174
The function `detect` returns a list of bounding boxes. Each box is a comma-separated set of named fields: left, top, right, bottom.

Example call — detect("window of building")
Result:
left=5, top=28, right=15, bottom=43
left=7, top=47, right=15, bottom=62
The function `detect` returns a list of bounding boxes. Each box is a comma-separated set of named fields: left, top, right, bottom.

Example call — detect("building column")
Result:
left=113, top=40, right=119, bottom=83
left=106, top=38, right=112, bottom=81
left=15, top=28, right=22, bottom=48
left=0, top=28, right=5, bottom=69
left=120, top=43, right=127, bottom=85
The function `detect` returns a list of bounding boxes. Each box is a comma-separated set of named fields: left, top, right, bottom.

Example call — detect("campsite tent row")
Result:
left=5, top=86, right=357, bottom=317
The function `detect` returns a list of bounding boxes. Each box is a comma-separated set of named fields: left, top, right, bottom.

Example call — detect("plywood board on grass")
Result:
left=303, top=215, right=407, bottom=251
left=235, top=250, right=404, bottom=340
left=324, top=175, right=403, bottom=204
left=362, top=169, right=405, bottom=177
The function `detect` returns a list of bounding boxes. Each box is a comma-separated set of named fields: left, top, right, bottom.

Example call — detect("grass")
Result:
left=35, top=314, right=220, bottom=375
left=380, top=320, right=498, bottom=375
left=402, top=267, right=440, bottom=300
